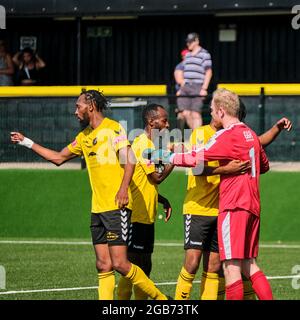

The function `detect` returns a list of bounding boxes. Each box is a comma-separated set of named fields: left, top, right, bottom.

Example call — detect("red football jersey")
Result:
left=172, top=123, right=269, bottom=216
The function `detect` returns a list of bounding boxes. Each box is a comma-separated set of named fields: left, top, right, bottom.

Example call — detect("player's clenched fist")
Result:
left=276, top=117, right=292, bottom=132
left=10, top=132, right=34, bottom=148
left=10, top=131, right=24, bottom=143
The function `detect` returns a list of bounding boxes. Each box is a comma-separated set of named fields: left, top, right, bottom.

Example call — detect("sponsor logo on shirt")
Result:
left=243, top=130, right=254, bottom=142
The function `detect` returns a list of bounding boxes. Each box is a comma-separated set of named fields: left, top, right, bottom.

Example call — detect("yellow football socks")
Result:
left=98, top=271, right=115, bottom=300
left=117, top=276, right=132, bottom=300
left=134, top=285, right=149, bottom=300
left=200, top=271, right=220, bottom=300
left=125, top=264, right=167, bottom=300
left=175, top=267, right=195, bottom=300
left=117, top=276, right=149, bottom=300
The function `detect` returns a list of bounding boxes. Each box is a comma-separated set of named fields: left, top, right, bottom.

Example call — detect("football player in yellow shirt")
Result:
left=118, top=103, right=174, bottom=300
left=11, top=90, right=168, bottom=300
left=175, top=100, right=292, bottom=300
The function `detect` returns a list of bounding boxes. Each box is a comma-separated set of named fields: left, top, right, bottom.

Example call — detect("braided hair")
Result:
left=80, top=89, right=109, bottom=112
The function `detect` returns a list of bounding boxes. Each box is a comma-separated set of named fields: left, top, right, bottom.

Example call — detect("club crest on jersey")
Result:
left=243, top=130, right=254, bottom=142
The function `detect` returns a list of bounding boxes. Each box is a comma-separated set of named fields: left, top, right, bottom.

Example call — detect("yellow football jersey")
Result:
left=130, top=133, right=158, bottom=224
left=67, top=117, right=132, bottom=213
left=183, top=124, right=220, bottom=216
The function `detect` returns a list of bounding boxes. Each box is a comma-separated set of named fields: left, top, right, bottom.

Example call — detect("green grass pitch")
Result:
left=0, top=170, right=300, bottom=300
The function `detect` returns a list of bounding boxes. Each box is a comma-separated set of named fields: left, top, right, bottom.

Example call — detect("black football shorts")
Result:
left=90, top=208, right=131, bottom=246
left=184, top=214, right=219, bottom=252
left=127, top=222, right=155, bottom=254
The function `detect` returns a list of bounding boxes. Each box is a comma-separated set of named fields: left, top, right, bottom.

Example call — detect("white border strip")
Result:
left=0, top=240, right=91, bottom=245
left=1, top=162, right=300, bottom=171
left=0, top=240, right=300, bottom=249
left=0, top=276, right=299, bottom=295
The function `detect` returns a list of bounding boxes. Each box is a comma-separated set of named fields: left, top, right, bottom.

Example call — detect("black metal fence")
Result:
left=0, top=94, right=299, bottom=162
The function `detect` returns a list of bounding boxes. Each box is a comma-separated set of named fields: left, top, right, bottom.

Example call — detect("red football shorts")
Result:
left=218, top=209, right=260, bottom=261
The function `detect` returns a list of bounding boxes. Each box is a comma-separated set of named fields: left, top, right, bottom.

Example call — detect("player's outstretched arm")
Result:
left=259, top=117, right=292, bottom=147
left=144, top=148, right=197, bottom=167
left=158, top=194, right=172, bottom=222
left=10, top=132, right=77, bottom=166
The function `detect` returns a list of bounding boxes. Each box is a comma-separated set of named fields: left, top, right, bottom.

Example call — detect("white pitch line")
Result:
left=0, top=286, right=97, bottom=295
left=0, top=240, right=91, bottom=245
left=0, top=240, right=300, bottom=249
left=0, top=276, right=299, bottom=296
left=260, top=244, right=300, bottom=249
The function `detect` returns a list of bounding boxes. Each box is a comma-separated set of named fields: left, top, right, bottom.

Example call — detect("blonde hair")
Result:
left=213, top=88, right=240, bottom=117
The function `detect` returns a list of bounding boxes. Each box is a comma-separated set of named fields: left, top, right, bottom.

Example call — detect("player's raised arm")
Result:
left=10, top=131, right=77, bottom=166
left=259, top=117, right=292, bottom=147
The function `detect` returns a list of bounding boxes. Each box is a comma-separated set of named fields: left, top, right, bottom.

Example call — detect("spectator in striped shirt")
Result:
left=177, top=32, right=213, bottom=130
left=174, top=48, right=189, bottom=93
left=174, top=48, right=190, bottom=136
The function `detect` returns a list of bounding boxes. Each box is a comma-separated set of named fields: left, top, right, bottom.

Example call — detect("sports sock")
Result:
left=217, top=276, right=225, bottom=300
left=134, top=285, right=149, bottom=300
left=98, top=271, right=115, bottom=300
left=117, top=276, right=132, bottom=300
left=125, top=264, right=167, bottom=300
left=250, top=270, right=273, bottom=300
left=243, top=278, right=256, bottom=300
left=200, top=271, right=219, bottom=300
left=226, top=279, right=244, bottom=300
left=175, top=266, right=195, bottom=300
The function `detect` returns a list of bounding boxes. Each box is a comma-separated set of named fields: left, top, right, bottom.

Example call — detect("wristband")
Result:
left=19, top=137, right=34, bottom=149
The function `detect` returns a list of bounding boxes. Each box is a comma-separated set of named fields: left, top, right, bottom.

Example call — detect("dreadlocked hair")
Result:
left=80, top=89, right=109, bottom=112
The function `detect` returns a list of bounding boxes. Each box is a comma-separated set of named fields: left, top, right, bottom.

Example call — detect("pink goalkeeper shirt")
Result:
left=171, top=123, right=269, bottom=216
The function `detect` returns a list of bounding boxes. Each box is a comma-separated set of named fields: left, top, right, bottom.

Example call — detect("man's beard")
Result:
left=79, top=115, right=90, bottom=128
